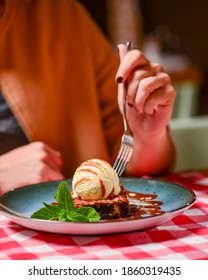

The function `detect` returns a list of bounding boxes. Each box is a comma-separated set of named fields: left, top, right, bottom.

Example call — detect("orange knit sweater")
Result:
left=0, top=0, right=123, bottom=177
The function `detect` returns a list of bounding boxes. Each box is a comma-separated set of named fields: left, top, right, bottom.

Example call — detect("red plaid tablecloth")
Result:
left=0, top=170, right=208, bottom=260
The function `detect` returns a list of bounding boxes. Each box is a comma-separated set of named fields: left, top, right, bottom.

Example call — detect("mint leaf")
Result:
left=75, top=207, right=100, bottom=222
left=31, top=204, right=67, bottom=221
left=57, top=209, right=68, bottom=222
left=56, top=182, right=74, bottom=211
left=31, top=204, right=59, bottom=220
left=31, top=182, right=101, bottom=223
left=42, top=202, right=61, bottom=213
left=66, top=211, right=90, bottom=222
left=65, top=207, right=100, bottom=222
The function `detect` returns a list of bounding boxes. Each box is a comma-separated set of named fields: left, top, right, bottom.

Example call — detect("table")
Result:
left=0, top=170, right=208, bottom=260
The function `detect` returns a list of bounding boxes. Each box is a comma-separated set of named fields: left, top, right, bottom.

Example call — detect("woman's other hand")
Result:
left=0, top=142, right=64, bottom=194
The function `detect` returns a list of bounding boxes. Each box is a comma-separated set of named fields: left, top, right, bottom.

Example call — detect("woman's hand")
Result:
left=116, top=44, right=176, bottom=139
left=116, top=44, right=176, bottom=175
left=0, top=142, right=64, bottom=194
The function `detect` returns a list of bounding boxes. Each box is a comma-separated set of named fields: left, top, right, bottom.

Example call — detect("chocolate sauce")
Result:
left=102, top=190, right=165, bottom=222
left=127, top=190, right=164, bottom=219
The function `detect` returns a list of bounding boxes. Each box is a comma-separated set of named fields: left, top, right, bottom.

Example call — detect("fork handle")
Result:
left=121, top=42, right=133, bottom=131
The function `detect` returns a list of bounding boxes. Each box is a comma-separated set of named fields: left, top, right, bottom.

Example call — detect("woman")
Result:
left=0, top=0, right=175, bottom=194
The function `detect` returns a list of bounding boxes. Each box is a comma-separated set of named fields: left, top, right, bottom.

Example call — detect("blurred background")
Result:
left=78, top=0, right=208, bottom=171
left=78, top=0, right=208, bottom=116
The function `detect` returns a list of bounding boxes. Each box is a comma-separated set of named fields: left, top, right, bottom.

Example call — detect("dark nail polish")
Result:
left=127, top=103, right=133, bottom=108
left=116, top=76, right=123, bottom=83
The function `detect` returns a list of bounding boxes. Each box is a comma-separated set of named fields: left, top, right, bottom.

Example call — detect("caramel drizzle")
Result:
left=77, top=168, right=97, bottom=175
left=126, top=190, right=158, bottom=200
left=79, top=160, right=108, bottom=172
left=100, top=190, right=165, bottom=222
left=75, top=167, right=108, bottom=197
left=74, top=178, right=91, bottom=189
left=99, top=179, right=106, bottom=197
left=126, top=190, right=165, bottom=219
left=108, top=186, right=115, bottom=198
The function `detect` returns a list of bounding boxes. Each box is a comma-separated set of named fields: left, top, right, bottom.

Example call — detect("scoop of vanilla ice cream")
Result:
left=72, top=159, right=121, bottom=200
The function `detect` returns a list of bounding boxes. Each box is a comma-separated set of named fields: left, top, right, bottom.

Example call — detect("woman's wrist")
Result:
left=126, top=126, right=175, bottom=176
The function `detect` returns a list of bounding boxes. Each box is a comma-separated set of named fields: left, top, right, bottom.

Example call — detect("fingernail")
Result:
left=127, top=103, right=133, bottom=107
left=116, top=75, right=123, bottom=83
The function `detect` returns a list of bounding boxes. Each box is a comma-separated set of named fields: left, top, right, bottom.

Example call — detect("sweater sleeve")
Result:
left=75, top=1, right=124, bottom=162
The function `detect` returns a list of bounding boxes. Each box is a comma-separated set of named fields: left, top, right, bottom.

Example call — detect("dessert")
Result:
left=31, top=159, right=164, bottom=223
left=72, top=159, right=129, bottom=219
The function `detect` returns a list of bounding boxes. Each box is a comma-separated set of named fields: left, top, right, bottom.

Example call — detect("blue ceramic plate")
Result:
left=0, top=178, right=196, bottom=235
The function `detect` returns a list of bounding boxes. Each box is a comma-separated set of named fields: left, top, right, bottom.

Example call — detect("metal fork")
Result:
left=113, top=42, right=134, bottom=176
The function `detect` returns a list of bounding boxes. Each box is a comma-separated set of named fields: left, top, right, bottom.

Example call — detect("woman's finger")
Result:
left=44, top=144, right=63, bottom=169
left=126, top=65, right=158, bottom=104
left=44, top=168, right=65, bottom=181
left=30, top=142, right=63, bottom=171
left=143, top=84, right=176, bottom=115
left=134, top=72, right=172, bottom=112
left=117, top=44, right=128, bottom=61
left=116, top=48, right=149, bottom=83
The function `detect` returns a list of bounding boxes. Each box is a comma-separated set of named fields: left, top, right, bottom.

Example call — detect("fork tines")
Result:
left=113, top=143, right=133, bottom=176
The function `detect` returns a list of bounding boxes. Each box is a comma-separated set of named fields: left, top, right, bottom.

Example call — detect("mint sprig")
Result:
left=56, top=181, right=74, bottom=211
left=31, top=182, right=100, bottom=222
